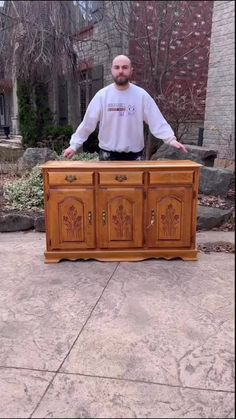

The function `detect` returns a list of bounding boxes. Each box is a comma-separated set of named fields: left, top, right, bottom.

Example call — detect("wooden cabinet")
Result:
left=98, top=188, right=144, bottom=248
left=41, top=160, right=201, bottom=263
left=47, top=189, right=95, bottom=250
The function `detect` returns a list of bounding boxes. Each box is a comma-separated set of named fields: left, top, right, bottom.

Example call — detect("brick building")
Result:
left=67, top=0, right=214, bottom=147
left=0, top=1, right=234, bottom=164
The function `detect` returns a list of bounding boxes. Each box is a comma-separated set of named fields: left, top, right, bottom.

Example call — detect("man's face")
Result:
left=111, top=57, right=133, bottom=86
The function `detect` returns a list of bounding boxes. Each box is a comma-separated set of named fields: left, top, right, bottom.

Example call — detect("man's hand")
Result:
left=63, top=147, right=76, bottom=159
left=170, top=139, right=188, bottom=153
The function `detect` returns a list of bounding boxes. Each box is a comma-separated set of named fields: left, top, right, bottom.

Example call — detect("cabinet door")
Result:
left=98, top=188, right=143, bottom=248
left=47, top=189, right=95, bottom=249
left=147, top=186, right=193, bottom=248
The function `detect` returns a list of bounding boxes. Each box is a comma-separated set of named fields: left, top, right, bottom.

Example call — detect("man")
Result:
left=64, top=55, right=188, bottom=160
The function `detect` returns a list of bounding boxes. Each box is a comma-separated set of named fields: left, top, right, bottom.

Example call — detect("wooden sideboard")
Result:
left=41, top=160, right=202, bottom=263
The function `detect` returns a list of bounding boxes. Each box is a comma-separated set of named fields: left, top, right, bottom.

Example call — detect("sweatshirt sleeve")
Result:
left=143, top=93, right=176, bottom=144
left=69, top=93, right=101, bottom=151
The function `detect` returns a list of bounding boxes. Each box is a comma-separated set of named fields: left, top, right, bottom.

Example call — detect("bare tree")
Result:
left=0, top=1, right=80, bottom=83
left=109, top=1, right=213, bottom=156
left=0, top=1, right=213, bottom=155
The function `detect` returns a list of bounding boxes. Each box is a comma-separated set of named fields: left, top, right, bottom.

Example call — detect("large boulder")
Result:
left=34, top=214, right=45, bottom=232
left=17, top=147, right=58, bottom=173
left=151, top=144, right=217, bottom=167
left=0, top=213, right=34, bottom=232
left=0, top=143, right=24, bottom=162
left=200, top=166, right=233, bottom=197
left=197, top=206, right=233, bottom=230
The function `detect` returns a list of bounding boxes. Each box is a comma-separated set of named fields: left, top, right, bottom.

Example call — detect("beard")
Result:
left=113, top=75, right=130, bottom=86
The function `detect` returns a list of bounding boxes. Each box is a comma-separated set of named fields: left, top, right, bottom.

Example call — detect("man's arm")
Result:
left=64, top=94, right=101, bottom=158
left=144, top=95, right=188, bottom=153
left=164, top=136, right=188, bottom=153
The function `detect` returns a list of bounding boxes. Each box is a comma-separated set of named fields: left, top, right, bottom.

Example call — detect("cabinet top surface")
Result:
left=41, top=160, right=202, bottom=169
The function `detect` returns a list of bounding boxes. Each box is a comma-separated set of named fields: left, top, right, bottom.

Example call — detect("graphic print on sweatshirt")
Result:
left=107, top=103, right=136, bottom=116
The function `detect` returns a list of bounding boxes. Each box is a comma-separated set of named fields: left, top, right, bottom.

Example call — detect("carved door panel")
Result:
left=48, top=190, right=95, bottom=249
left=98, top=188, right=143, bottom=248
left=147, top=187, right=193, bottom=248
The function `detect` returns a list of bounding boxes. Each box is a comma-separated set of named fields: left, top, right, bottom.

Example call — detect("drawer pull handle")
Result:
left=88, top=211, right=92, bottom=224
left=102, top=210, right=106, bottom=225
left=65, top=175, right=77, bottom=183
left=115, top=175, right=127, bottom=182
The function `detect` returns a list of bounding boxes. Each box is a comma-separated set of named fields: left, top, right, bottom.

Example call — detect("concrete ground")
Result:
left=0, top=231, right=235, bottom=418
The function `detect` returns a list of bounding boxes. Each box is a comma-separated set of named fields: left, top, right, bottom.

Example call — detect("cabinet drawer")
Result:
left=149, top=171, right=193, bottom=185
left=48, top=171, right=94, bottom=186
left=99, top=171, right=143, bottom=185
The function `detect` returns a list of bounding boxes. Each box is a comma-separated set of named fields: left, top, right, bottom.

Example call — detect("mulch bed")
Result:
left=198, top=241, right=235, bottom=254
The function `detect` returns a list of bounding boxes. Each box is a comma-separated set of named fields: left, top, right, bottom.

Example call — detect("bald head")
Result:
left=112, top=55, right=132, bottom=67
left=111, top=55, right=133, bottom=89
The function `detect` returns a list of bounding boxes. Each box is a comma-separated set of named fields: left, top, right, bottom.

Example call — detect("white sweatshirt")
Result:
left=70, top=83, right=176, bottom=153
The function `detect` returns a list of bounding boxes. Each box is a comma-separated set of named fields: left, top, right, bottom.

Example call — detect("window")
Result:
left=79, top=65, right=103, bottom=119
left=73, top=1, right=104, bottom=29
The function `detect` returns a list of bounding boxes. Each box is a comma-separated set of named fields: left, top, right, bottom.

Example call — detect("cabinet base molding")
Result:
left=44, top=248, right=198, bottom=263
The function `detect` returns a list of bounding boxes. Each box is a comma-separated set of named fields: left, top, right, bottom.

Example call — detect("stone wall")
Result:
left=203, top=1, right=235, bottom=167
left=75, top=5, right=129, bottom=85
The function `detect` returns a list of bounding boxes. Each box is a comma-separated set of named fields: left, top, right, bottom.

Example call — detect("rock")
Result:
left=197, top=206, right=233, bottom=230
left=17, top=148, right=58, bottom=174
left=151, top=144, right=217, bottom=166
left=0, top=144, right=24, bottom=162
left=34, top=214, right=45, bottom=232
left=0, top=213, right=34, bottom=232
left=200, top=166, right=233, bottom=197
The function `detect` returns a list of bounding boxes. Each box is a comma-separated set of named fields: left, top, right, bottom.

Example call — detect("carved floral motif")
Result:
left=63, top=205, right=82, bottom=237
left=161, top=203, right=180, bottom=236
left=112, top=204, right=131, bottom=238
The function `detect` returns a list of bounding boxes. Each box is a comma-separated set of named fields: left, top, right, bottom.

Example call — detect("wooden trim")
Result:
left=44, top=248, right=198, bottom=263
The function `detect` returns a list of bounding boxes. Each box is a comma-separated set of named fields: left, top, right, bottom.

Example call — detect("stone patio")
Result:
left=0, top=231, right=234, bottom=418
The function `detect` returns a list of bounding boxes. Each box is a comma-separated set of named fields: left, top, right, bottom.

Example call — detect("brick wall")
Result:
left=128, top=1, right=213, bottom=144
left=203, top=1, right=235, bottom=166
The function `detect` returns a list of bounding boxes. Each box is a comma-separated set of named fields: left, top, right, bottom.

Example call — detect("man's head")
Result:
left=111, top=55, right=133, bottom=88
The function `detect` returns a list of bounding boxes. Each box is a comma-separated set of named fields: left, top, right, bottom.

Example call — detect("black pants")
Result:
left=99, top=148, right=144, bottom=161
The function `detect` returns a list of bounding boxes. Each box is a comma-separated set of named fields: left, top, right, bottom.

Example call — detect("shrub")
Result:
left=39, top=125, right=74, bottom=155
left=58, top=152, right=99, bottom=161
left=3, top=152, right=99, bottom=210
left=17, top=81, right=53, bottom=148
left=4, top=166, right=44, bottom=210
left=17, top=83, right=38, bottom=148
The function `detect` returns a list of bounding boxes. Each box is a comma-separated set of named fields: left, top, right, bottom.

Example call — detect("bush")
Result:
left=17, top=83, right=38, bottom=148
left=4, top=166, right=44, bottom=210
left=58, top=152, right=99, bottom=161
left=3, top=152, right=99, bottom=210
left=17, top=82, right=53, bottom=148
left=39, top=125, right=74, bottom=155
